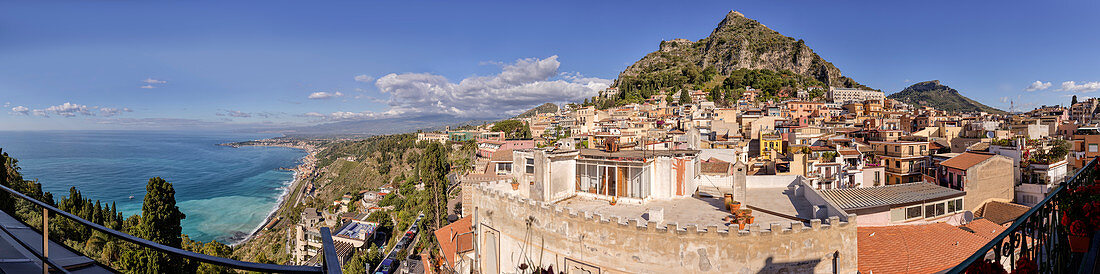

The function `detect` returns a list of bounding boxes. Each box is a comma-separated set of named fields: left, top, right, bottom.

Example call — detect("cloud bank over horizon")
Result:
left=307, top=55, right=611, bottom=121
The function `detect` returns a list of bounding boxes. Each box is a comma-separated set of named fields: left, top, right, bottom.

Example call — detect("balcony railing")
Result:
left=0, top=183, right=341, bottom=273
left=946, top=157, right=1099, bottom=273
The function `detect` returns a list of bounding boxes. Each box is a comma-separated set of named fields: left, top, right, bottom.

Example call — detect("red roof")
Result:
left=434, top=216, right=474, bottom=268
left=857, top=221, right=1005, bottom=273
left=940, top=152, right=995, bottom=170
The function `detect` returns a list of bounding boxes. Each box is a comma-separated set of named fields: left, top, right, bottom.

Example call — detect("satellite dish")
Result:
left=986, top=131, right=995, bottom=138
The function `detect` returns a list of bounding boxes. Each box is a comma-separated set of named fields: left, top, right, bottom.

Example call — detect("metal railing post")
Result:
left=320, top=227, right=341, bottom=274
left=43, top=207, right=49, bottom=274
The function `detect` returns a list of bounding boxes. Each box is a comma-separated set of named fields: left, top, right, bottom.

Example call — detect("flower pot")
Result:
left=723, top=194, right=734, bottom=210
left=1069, top=234, right=1092, bottom=253
left=511, top=182, right=519, bottom=190
left=730, top=201, right=741, bottom=212
left=746, top=216, right=755, bottom=224
left=737, top=221, right=746, bottom=230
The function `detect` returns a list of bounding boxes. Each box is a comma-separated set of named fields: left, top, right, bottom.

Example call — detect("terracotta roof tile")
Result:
left=489, top=149, right=513, bottom=162
left=434, top=216, right=473, bottom=267
left=939, top=151, right=995, bottom=170
left=975, top=201, right=1031, bottom=225
left=700, top=158, right=731, bottom=175
left=858, top=222, right=1004, bottom=273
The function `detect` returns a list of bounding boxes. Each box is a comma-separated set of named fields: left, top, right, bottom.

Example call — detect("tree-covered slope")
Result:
left=611, top=10, right=871, bottom=103
left=888, top=80, right=1004, bottom=113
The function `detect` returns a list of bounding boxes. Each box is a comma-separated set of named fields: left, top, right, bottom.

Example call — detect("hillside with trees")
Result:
left=887, top=80, right=1004, bottom=114
left=604, top=10, right=872, bottom=107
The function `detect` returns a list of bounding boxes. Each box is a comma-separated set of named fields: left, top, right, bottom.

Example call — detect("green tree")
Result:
left=491, top=120, right=531, bottom=139
left=0, top=149, right=13, bottom=214
left=418, top=142, right=450, bottom=247
left=678, top=90, right=691, bottom=105
left=121, top=177, right=188, bottom=274
left=1072, top=95, right=1078, bottom=106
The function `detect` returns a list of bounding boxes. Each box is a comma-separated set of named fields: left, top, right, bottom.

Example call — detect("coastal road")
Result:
left=373, top=211, right=424, bottom=273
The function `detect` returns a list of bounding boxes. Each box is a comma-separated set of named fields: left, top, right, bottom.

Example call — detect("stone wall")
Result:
left=471, top=185, right=859, bottom=273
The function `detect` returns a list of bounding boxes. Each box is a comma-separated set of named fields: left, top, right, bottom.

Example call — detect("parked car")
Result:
left=374, top=258, right=396, bottom=274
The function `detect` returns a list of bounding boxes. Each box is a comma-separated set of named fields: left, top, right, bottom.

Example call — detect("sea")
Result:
left=0, top=130, right=306, bottom=244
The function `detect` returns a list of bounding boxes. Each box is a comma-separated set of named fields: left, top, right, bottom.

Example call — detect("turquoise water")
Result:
left=0, top=130, right=305, bottom=243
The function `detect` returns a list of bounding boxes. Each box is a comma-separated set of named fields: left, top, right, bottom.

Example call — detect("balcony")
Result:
left=947, top=157, right=1100, bottom=273
left=0, top=183, right=343, bottom=273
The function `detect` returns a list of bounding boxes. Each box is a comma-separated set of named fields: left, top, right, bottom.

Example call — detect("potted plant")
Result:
left=609, top=196, right=617, bottom=206
left=511, top=179, right=520, bottom=190
left=1060, top=183, right=1100, bottom=252
left=729, top=201, right=741, bottom=213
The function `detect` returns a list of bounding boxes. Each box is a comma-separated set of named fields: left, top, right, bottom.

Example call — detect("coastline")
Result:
left=222, top=141, right=319, bottom=246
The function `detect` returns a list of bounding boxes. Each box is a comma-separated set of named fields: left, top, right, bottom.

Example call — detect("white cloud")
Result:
left=11, top=106, right=29, bottom=115
left=99, top=107, right=132, bottom=117
left=143, top=78, right=167, bottom=84
left=1025, top=80, right=1052, bottom=91
left=373, top=55, right=610, bottom=117
left=140, top=85, right=156, bottom=89
left=216, top=110, right=252, bottom=118
left=308, top=91, right=344, bottom=99
left=354, top=74, right=374, bottom=83
left=300, top=112, right=326, bottom=118
left=43, top=102, right=95, bottom=117
left=1059, top=81, right=1100, bottom=93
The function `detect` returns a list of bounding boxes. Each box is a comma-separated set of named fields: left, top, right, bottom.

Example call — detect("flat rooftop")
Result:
left=335, top=220, right=378, bottom=240
left=492, top=186, right=814, bottom=229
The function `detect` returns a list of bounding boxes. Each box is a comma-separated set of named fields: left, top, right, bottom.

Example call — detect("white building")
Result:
left=827, top=87, right=885, bottom=105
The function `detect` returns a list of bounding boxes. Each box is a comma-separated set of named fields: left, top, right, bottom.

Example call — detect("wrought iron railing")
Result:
left=0, top=183, right=342, bottom=273
left=946, top=157, right=1098, bottom=273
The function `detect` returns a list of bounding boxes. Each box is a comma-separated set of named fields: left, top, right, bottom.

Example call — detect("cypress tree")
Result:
left=125, top=177, right=188, bottom=274
left=0, top=150, right=12, bottom=214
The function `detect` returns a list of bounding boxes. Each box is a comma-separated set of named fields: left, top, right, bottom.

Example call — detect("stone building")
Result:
left=935, top=151, right=1015, bottom=212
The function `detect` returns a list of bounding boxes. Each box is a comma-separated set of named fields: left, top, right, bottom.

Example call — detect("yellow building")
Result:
left=760, top=134, right=784, bottom=160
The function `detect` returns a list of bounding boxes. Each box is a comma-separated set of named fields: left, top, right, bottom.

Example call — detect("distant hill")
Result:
left=512, top=103, right=559, bottom=119
left=275, top=114, right=489, bottom=138
left=888, top=80, right=1004, bottom=114
left=612, top=10, right=872, bottom=102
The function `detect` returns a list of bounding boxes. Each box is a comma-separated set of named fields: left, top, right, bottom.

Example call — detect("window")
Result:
left=908, top=146, right=914, bottom=155
left=936, top=203, right=945, bottom=216
left=1091, top=144, right=1098, bottom=153
left=497, top=163, right=512, bottom=174
left=906, top=206, right=922, bottom=219
left=956, top=174, right=963, bottom=187
left=895, top=161, right=901, bottom=168
left=525, top=158, right=534, bottom=174
left=925, top=204, right=936, bottom=218
left=947, top=199, right=957, bottom=212
left=894, top=146, right=900, bottom=152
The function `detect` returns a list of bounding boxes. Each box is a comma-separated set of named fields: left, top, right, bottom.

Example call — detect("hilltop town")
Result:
left=267, top=11, right=1097, bottom=274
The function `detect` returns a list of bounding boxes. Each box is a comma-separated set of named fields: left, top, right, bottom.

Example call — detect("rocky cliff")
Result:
left=615, top=10, right=870, bottom=91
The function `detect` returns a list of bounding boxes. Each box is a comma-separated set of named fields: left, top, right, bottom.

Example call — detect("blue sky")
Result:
left=2, top=0, right=1098, bottom=130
